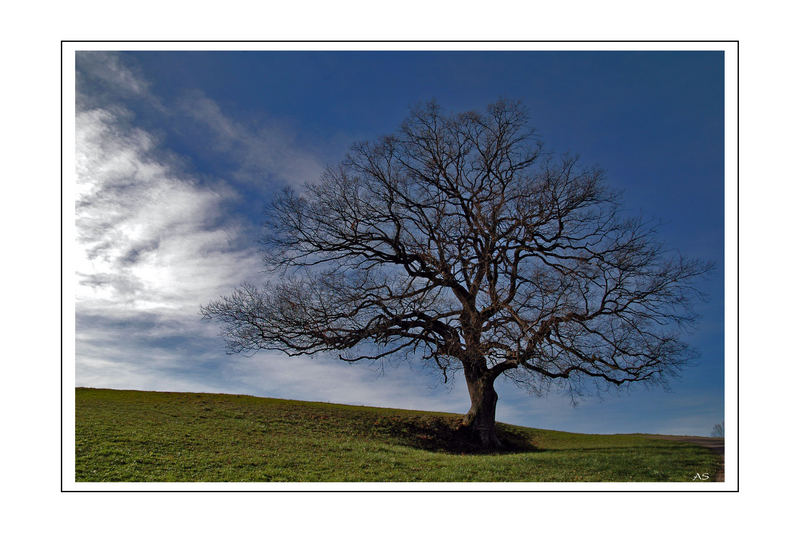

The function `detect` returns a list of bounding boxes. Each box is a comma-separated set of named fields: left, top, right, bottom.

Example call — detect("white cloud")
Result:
left=75, top=106, right=263, bottom=318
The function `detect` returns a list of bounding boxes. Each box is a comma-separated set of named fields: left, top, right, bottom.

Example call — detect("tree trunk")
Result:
left=461, top=362, right=503, bottom=449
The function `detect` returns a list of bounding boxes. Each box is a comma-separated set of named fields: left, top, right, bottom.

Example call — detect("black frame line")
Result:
left=61, top=39, right=739, bottom=493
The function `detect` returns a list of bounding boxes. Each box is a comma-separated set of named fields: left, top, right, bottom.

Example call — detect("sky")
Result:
left=73, top=49, right=725, bottom=436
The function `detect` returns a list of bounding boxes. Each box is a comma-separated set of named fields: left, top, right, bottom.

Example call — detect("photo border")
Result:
left=62, top=40, right=738, bottom=493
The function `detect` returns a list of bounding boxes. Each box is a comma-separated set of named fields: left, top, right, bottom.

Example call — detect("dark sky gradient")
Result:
left=75, top=50, right=725, bottom=435
left=130, top=50, right=724, bottom=253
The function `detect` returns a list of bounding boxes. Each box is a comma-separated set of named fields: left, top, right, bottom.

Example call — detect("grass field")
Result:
left=75, top=387, right=721, bottom=482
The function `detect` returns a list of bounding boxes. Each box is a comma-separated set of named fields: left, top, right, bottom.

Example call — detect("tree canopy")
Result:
left=202, top=100, right=710, bottom=447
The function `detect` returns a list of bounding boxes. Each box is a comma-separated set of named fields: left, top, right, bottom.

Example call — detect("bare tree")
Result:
left=711, top=423, right=724, bottom=438
left=202, top=100, right=711, bottom=448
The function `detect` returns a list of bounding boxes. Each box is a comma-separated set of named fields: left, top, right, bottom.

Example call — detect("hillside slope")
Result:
left=75, top=388, right=721, bottom=482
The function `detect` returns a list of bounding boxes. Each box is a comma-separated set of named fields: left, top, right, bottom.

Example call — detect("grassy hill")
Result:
left=75, top=387, right=721, bottom=482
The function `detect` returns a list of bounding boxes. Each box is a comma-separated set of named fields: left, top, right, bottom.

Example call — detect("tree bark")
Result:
left=461, top=362, right=503, bottom=449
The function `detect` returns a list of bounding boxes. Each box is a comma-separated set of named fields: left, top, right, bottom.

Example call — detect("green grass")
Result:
left=75, top=387, right=721, bottom=482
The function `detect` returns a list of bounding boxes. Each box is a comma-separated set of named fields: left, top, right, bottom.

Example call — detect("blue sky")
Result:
left=74, top=50, right=724, bottom=436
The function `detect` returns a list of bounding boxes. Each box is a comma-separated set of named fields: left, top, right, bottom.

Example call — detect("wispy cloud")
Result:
left=232, top=354, right=469, bottom=413
left=76, top=52, right=150, bottom=97
left=179, top=91, right=325, bottom=187
left=75, top=52, right=164, bottom=115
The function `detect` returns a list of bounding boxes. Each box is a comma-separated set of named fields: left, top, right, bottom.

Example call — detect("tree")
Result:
left=202, top=100, right=711, bottom=448
left=711, top=423, right=724, bottom=438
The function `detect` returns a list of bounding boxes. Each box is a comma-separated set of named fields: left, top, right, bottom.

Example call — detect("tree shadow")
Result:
left=373, top=415, right=539, bottom=455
